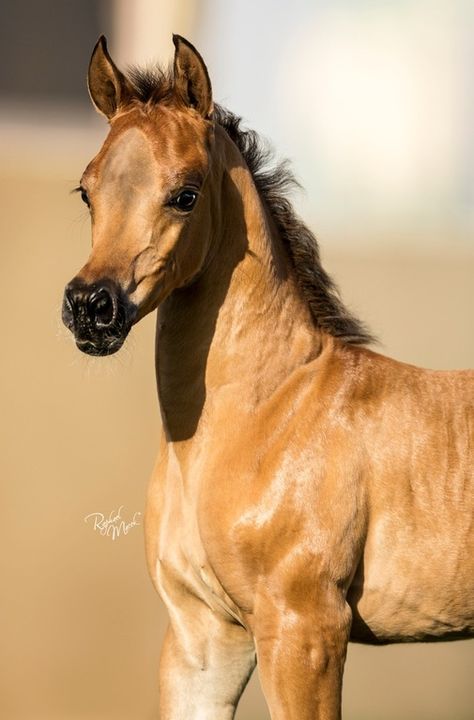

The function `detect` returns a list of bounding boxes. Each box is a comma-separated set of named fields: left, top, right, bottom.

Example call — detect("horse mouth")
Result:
left=75, top=336, right=126, bottom=356
left=69, top=317, right=134, bottom=356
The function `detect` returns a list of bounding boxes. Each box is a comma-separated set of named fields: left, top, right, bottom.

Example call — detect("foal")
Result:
left=63, top=35, right=474, bottom=720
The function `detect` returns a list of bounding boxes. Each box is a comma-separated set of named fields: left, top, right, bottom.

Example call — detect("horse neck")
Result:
left=156, top=128, right=323, bottom=443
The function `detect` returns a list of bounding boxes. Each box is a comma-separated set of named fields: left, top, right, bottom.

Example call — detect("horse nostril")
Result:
left=64, top=284, right=80, bottom=310
left=62, top=286, right=75, bottom=329
left=88, top=287, right=116, bottom=327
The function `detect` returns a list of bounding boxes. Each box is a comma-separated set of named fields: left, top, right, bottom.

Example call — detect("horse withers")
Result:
left=62, top=35, right=474, bottom=720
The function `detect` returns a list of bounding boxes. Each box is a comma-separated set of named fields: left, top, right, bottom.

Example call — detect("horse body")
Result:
left=63, top=35, right=474, bottom=720
left=149, top=327, right=474, bottom=642
left=348, top=356, right=474, bottom=642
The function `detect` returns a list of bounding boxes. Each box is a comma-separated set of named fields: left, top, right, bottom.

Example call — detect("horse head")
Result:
left=62, top=35, right=216, bottom=355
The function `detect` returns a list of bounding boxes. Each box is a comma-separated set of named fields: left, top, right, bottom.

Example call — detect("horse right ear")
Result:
left=88, top=36, right=133, bottom=119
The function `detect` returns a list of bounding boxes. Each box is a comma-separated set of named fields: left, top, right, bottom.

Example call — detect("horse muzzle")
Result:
left=62, top=278, right=137, bottom=356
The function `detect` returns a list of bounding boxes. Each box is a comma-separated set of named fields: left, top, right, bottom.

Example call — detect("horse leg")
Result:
left=158, top=600, right=256, bottom=720
left=252, top=587, right=351, bottom=720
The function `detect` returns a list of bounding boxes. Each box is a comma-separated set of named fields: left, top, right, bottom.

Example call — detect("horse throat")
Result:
left=155, top=147, right=322, bottom=443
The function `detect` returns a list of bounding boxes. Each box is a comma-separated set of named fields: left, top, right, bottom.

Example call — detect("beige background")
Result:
left=1, top=1, right=473, bottom=718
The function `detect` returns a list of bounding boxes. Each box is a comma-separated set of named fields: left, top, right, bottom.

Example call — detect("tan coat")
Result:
left=63, top=35, right=474, bottom=720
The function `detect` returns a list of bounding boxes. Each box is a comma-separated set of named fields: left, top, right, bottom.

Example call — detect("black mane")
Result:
left=127, top=66, right=374, bottom=346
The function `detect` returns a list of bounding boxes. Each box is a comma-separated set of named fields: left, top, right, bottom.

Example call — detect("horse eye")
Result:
left=171, top=189, right=198, bottom=212
left=80, top=189, right=90, bottom=207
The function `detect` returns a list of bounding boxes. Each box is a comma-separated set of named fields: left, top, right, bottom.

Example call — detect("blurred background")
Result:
left=0, top=0, right=473, bottom=718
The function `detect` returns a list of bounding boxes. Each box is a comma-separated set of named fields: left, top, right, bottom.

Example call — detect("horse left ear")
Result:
left=172, top=35, right=213, bottom=119
left=88, top=35, right=133, bottom=119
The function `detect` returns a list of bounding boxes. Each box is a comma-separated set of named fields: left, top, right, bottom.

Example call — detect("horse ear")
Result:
left=172, top=35, right=213, bottom=119
left=88, top=36, right=133, bottom=119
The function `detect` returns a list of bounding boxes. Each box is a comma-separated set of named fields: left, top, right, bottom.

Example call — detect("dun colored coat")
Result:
left=62, top=35, right=474, bottom=720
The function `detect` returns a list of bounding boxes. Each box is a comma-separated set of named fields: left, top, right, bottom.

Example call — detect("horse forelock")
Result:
left=126, top=64, right=175, bottom=105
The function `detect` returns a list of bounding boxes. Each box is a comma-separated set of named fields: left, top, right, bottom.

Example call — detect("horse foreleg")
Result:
left=252, top=590, right=351, bottom=720
left=158, top=603, right=256, bottom=720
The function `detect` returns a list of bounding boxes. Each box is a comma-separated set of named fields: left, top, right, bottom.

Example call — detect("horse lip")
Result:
left=75, top=337, right=125, bottom=356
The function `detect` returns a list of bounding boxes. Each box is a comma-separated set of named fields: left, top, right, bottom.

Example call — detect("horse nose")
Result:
left=63, top=281, right=117, bottom=330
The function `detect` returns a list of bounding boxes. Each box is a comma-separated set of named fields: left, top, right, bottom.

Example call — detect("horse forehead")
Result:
left=153, top=110, right=210, bottom=161
left=90, top=112, right=209, bottom=186
left=99, top=126, right=156, bottom=188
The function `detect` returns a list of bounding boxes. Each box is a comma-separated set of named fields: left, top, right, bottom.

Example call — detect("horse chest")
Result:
left=150, top=448, right=244, bottom=623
